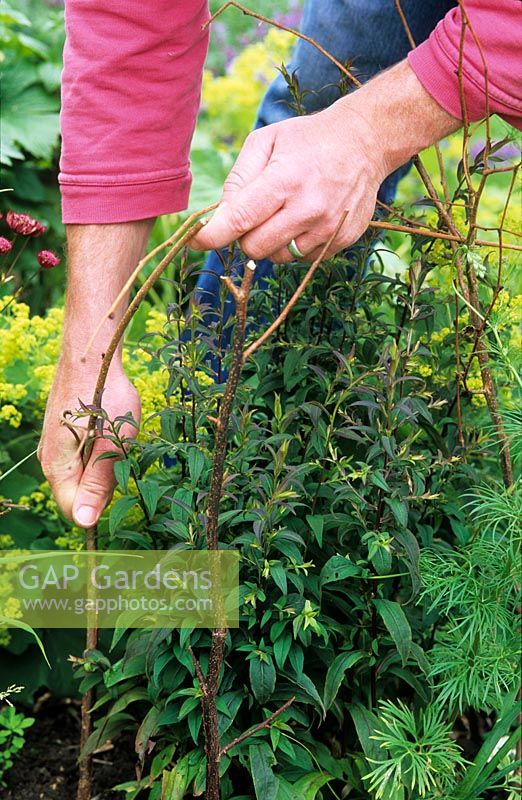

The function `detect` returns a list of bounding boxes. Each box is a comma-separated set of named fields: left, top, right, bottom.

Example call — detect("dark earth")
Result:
left=2, top=698, right=136, bottom=800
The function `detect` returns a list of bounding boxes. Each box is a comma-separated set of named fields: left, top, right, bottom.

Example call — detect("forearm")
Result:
left=325, top=59, right=461, bottom=179
left=60, top=220, right=154, bottom=370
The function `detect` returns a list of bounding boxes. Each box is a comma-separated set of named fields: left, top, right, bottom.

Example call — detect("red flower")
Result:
left=37, top=250, right=60, bottom=269
left=6, top=211, right=47, bottom=237
left=0, top=237, right=12, bottom=255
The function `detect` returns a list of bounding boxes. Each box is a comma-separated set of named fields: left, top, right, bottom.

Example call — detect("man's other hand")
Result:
left=38, top=363, right=140, bottom=529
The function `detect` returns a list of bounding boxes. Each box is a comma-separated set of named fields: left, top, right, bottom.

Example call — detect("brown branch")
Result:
left=200, top=260, right=256, bottom=800
left=204, top=1, right=361, bottom=87
left=220, top=696, right=296, bottom=757
left=189, top=646, right=208, bottom=697
left=413, top=156, right=461, bottom=239
left=243, top=210, right=349, bottom=360
left=206, top=260, right=256, bottom=549
left=87, top=220, right=205, bottom=422
left=368, top=219, right=522, bottom=252
left=82, top=205, right=215, bottom=360
left=393, top=0, right=416, bottom=49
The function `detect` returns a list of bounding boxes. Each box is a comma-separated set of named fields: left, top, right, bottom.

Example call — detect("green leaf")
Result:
left=250, top=654, right=276, bottom=704
left=187, top=447, right=206, bottom=486
left=291, top=772, right=333, bottom=799
left=324, top=651, right=366, bottom=710
left=373, top=599, right=412, bottom=666
left=249, top=742, right=278, bottom=800
left=306, top=515, right=324, bottom=546
left=273, top=630, right=292, bottom=670
left=135, top=706, right=161, bottom=763
left=0, top=62, right=59, bottom=164
left=109, top=496, right=139, bottom=534
left=384, top=497, right=409, bottom=530
left=137, top=480, right=165, bottom=518
left=392, top=529, right=421, bottom=597
left=270, top=562, right=288, bottom=595
left=0, top=615, right=50, bottom=667
left=114, top=459, right=132, bottom=493
left=288, top=672, right=325, bottom=719
left=348, top=704, right=383, bottom=762
left=320, top=555, right=360, bottom=587
left=161, top=753, right=195, bottom=800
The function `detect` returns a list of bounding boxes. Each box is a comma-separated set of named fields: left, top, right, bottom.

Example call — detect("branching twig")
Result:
left=243, top=210, right=349, bottom=360
left=220, top=696, right=296, bottom=757
left=204, top=2, right=361, bottom=88
left=82, top=206, right=215, bottom=361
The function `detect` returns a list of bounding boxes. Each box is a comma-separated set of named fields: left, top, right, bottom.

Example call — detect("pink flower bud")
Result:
left=37, top=250, right=60, bottom=269
left=6, top=211, right=47, bottom=237
left=0, top=237, right=12, bottom=255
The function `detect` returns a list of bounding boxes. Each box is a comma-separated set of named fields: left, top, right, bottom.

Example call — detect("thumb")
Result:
left=221, top=127, right=275, bottom=202
left=191, top=128, right=278, bottom=251
left=191, top=167, right=283, bottom=251
left=72, top=440, right=118, bottom=528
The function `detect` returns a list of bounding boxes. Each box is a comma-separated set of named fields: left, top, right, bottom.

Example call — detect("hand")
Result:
left=191, top=60, right=460, bottom=262
left=38, top=361, right=141, bottom=528
left=191, top=103, right=385, bottom=263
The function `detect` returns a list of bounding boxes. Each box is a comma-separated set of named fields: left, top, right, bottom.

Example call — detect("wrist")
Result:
left=327, top=59, right=460, bottom=178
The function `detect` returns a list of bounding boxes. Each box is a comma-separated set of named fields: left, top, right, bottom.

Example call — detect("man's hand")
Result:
left=39, top=219, right=154, bottom=527
left=38, top=363, right=140, bottom=528
left=192, top=60, right=460, bottom=261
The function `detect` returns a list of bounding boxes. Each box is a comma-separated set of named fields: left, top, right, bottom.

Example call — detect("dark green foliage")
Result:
left=0, top=704, right=34, bottom=785
left=75, top=241, right=520, bottom=798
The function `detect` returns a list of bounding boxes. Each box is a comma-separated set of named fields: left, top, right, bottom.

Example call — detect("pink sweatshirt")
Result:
left=59, top=0, right=522, bottom=224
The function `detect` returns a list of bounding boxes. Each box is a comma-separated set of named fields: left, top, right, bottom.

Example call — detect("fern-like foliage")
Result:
left=364, top=700, right=466, bottom=798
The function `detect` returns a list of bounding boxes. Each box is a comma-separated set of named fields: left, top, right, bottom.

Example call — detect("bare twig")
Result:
left=243, top=210, right=349, bottom=360
left=82, top=205, right=215, bottom=360
left=393, top=0, right=416, bottom=49
left=205, top=2, right=361, bottom=88
left=368, top=219, right=522, bottom=252
left=87, top=221, right=205, bottom=422
left=220, top=696, right=296, bottom=757
left=201, top=260, right=256, bottom=800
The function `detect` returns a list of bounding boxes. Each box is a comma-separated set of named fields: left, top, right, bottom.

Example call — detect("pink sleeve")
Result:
left=59, top=0, right=209, bottom=224
left=408, top=0, right=522, bottom=130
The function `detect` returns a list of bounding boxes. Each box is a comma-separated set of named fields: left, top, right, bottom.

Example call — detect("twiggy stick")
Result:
left=204, top=2, right=361, bottom=87
left=88, top=221, right=205, bottom=416
left=220, top=696, right=296, bottom=757
left=243, top=210, right=349, bottom=361
left=202, top=261, right=256, bottom=800
left=82, top=205, right=216, bottom=360
left=368, top=219, right=522, bottom=252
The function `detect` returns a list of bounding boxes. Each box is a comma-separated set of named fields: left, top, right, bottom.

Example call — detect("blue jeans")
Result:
left=194, top=0, right=455, bottom=362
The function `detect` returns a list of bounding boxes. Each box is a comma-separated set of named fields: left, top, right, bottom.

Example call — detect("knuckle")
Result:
left=240, top=237, right=264, bottom=260
left=303, top=200, right=325, bottom=222
left=223, top=169, right=244, bottom=195
left=227, top=203, right=255, bottom=234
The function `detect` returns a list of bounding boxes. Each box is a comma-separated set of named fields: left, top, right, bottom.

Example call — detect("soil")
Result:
left=2, top=698, right=136, bottom=800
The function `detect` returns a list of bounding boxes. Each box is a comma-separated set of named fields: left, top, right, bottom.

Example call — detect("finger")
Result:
left=221, top=128, right=275, bottom=202
left=72, top=438, right=119, bottom=528
left=238, top=203, right=323, bottom=262
left=269, top=233, right=322, bottom=265
left=41, top=444, right=85, bottom=522
left=276, top=216, right=355, bottom=264
left=191, top=167, right=285, bottom=251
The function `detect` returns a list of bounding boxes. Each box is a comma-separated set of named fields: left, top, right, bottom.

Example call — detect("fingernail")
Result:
left=74, top=505, right=97, bottom=527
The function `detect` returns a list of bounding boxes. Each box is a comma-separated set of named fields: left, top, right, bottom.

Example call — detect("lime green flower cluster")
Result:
left=0, top=299, right=177, bottom=434
left=202, top=29, right=295, bottom=146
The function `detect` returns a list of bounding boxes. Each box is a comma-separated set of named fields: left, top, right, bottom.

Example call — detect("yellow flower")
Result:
left=0, top=404, right=22, bottom=428
left=203, top=29, right=294, bottom=145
